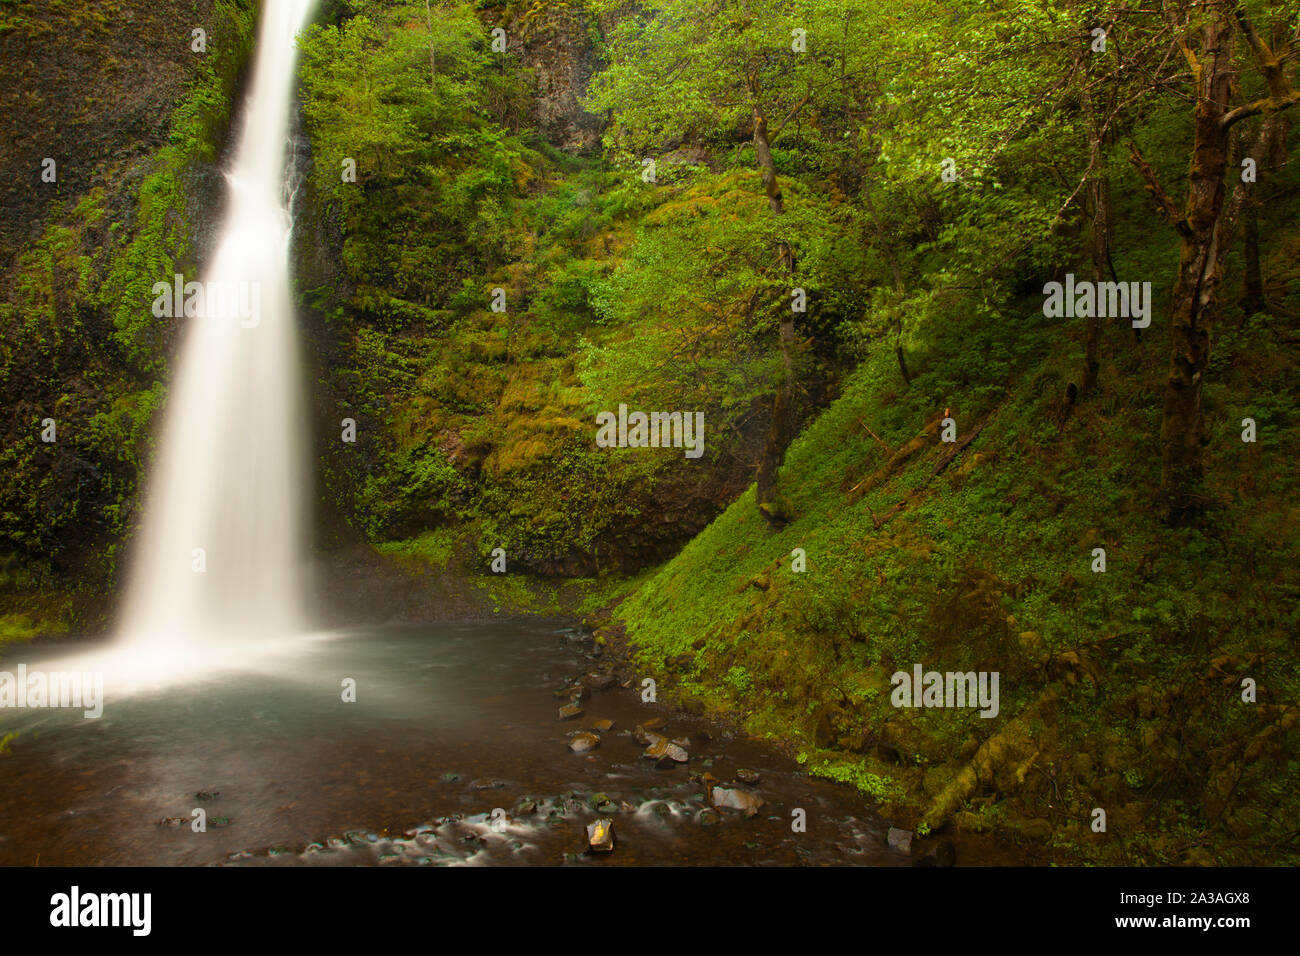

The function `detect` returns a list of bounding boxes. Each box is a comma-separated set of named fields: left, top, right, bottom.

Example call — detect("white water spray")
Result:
left=118, top=0, right=318, bottom=657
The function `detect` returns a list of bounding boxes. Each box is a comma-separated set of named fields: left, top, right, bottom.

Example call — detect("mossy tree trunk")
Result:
left=1075, top=42, right=1114, bottom=397
left=1132, top=4, right=1299, bottom=521
left=751, top=93, right=797, bottom=519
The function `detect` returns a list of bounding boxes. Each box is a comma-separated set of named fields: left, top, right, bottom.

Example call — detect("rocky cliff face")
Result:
left=0, top=0, right=260, bottom=636
left=511, top=1, right=605, bottom=153
left=0, top=1, right=236, bottom=263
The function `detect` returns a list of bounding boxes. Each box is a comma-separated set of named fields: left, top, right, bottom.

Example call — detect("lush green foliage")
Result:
left=5, top=0, right=1298, bottom=864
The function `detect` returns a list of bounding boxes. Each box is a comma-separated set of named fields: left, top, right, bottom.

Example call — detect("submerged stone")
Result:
left=586, top=818, right=615, bottom=853
left=644, top=737, right=689, bottom=764
left=711, top=787, right=765, bottom=818
left=569, top=732, right=600, bottom=753
left=559, top=702, right=584, bottom=720
left=554, top=682, right=588, bottom=700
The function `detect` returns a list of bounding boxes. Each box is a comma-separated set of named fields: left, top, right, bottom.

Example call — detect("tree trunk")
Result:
left=1241, top=201, right=1264, bottom=317
left=752, top=99, right=796, bottom=519
left=1155, top=5, right=1300, bottom=520
left=895, top=346, right=912, bottom=385
left=424, top=0, right=436, bottom=85
left=1160, top=13, right=1237, bottom=522
left=1079, top=54, right=1111, bottom=396
left=1241, top=111, right=1290, bottom=318
left=752, top=103, right=785, bottom=216
left=861, top=175, right=911, bottom=387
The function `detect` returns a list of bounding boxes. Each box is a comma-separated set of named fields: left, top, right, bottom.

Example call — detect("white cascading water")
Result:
left=118, top=0, right=318, bottom=660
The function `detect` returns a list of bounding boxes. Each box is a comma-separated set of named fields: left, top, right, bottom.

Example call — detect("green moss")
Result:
left=797, top=752, right=895, bottom=801
left=0, top=613, right=43, bottom=646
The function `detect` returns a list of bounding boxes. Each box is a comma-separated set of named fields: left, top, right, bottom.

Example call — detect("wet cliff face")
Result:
left=0, top=1, right=260, bottom=634
left=512, top=2, right=605, bottom=154
left=0, top=2, right=229, bottom=262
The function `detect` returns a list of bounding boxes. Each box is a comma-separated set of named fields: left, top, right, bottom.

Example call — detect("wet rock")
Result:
left=916, top=840, right=957, bottom=867
left=195, top=789, right=220, bottom=800
left=472, top=779, right=507, bottom=791
left=554, top=682, right=588, bottom=701
left=634, top=725, right=661, bottom=745
left=587, top=672, right=619, bottom=691
left=515, top=798, right=538, bottom=815
left=591, top=719, right=614, bottom=733
left=157, top=817, right=186, bottom=828
left=592, top=793, right=617, bottom=814
left=619, top=801, right=637, bottom=813
left=693, top=771, right=720, bottom=791
left=886, top=827, right=913, bottom=852
left=641, top=717, right=667, bottom=731
left=586, top=819, right=615, bottom=853
left=644, top=737, right=689, bottom=764
left=734, top=768, right=760, bottom=785
left=711, top=787, right=765, bottom=818
left=698, top=808, right=721, bottom=826
left=569, top=732, right=601, bottom=753
left=558, top=702, right=584, bottom=720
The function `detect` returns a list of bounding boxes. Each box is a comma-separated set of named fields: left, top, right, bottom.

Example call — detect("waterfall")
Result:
left=118, top=0, right=318, bottom=654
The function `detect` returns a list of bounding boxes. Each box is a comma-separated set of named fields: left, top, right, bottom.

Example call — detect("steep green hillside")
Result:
left=616, top=252, right=1300, bottom=865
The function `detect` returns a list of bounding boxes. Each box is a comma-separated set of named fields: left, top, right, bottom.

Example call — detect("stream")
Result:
left=0, top=620, right=1017, bottom=866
